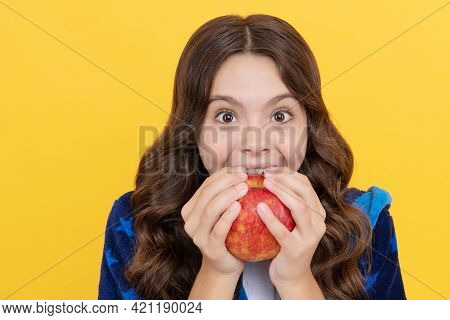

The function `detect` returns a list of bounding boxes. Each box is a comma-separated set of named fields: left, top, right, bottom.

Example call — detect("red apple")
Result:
left=225, top=174, right=296, bottom=262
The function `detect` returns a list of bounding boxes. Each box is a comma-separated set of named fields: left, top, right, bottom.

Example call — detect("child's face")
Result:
left=198, top=53, right=308, bottom=174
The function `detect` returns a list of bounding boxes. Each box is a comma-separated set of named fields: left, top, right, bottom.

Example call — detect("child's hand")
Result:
left=181, top=166, right=248, bottom=277
left=257, top=166, right=327, bottom=291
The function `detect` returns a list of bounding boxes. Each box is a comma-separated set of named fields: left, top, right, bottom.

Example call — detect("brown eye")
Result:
left=215, top=111, right=237, bottom=124
left=272, top=110, right=293, bottom=123
left=274, top=112, right=285, bottom=122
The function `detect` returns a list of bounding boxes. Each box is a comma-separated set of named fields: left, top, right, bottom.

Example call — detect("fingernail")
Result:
left=230, top=201, right=240, bottom=214
left=239, top=172, right=248, bottom=179
left=257, top=202, right=268, bottom=214
left=236, top=182, right=248, bottom=190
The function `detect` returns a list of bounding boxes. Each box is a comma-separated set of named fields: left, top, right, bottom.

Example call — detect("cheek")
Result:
left=198, top=129, right=235, bottom=172
left=273, top=127, right=307, bottom=169
left=291, top=118, right=308, bottom=167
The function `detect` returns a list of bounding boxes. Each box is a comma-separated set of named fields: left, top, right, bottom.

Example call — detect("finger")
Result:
left=209, top=201, right=242, bottom=248
left=264, top=166, right=292, bottom=174
left=262, top=177, right=315, bottom=238
left=182, top=166, right=246, bottom=220
left=193, top=171, right=247, bottom=217
left=264, top=169, right=311, bottom=198
left=256, top=202, right=293, bottom=248
left=310, top=212, right=327, bottom=239
left=264, top=172, right=325, bottom=221
left=204, top=166, right=247, bottom=189
left=265, top=166, right=312, bottom=203
left=197, top=181, right=249, bottom=238
left=186, top=170, right=248, bottom=234
left=182, top=166, right=244, bottom=218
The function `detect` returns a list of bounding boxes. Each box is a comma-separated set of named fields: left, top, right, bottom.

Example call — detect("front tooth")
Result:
left=247, top=168, right=265, bottom=174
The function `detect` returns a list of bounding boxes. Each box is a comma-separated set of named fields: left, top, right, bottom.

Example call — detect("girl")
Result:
left=98, top=14, right=406, bottom=300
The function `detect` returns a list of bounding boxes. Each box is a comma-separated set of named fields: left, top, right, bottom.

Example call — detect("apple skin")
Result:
left=225, top=174, right=296, bottom=262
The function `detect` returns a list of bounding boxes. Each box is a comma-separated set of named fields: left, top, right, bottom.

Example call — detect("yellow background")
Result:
left=1, top=0, right=449, bottom=299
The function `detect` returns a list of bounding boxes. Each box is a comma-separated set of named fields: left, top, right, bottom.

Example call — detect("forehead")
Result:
left=209, top=54, right=292, bottom=106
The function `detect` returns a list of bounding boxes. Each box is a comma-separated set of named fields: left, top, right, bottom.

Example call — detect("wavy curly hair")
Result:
left=124, top=14, right=373, bottom=299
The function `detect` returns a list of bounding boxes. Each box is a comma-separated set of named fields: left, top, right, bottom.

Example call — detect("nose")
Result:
left=242, top=126, right=270, bottom=155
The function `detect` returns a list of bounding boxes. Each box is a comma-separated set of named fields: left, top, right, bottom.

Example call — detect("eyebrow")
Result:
left=208, top=92, right=296, bottom=108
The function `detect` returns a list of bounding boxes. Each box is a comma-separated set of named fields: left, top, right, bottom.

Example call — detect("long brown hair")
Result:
left=125, top=14, right=373, bottom=299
